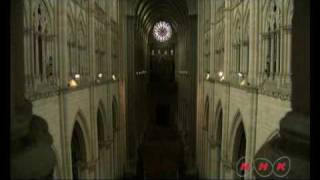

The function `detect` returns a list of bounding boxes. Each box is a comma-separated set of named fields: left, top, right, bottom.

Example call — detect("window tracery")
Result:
left=152, top=21, right=172, bottom=42
left=259, top=0, right=292, bottom=91
left=23, top=0, right=57, bottom=98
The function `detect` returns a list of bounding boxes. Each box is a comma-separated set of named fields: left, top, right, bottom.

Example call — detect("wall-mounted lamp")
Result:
left=74, top=73, right=80, bottom=80
left=220, top=76, right=225, bottom=81
left=112, top=74, right=117, bottom=81
left=205, top=73, right=210, bottom=80
left=68, top=79, right=78, bottom=88
left=217, top=71, right=224, bottom=81
left=240, top=79, right=246, bottom=86
left=96, top=73, right=103, bottom=83
left=136, top=70, right=148, bottom=76
left=237, top=72, right=249, bottom=86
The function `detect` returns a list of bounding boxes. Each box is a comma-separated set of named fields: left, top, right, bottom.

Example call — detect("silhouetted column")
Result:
left=255, top=0, right=310, bottom=179
left=11, top=0, right=55, bottom=179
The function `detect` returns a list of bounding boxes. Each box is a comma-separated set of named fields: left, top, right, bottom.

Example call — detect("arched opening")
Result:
left=112, top=97, right=119, bottom=177
left=204, top=97, right=209, bottom=129
left=232, top=119, right=246, bottom=180
left=112, top=97, right=118, bottom=131
left=71, top=122, right=87, bottom=180
left=215, top=104, right=223, bottom=178
left=97, top=108, right=106, bottom=178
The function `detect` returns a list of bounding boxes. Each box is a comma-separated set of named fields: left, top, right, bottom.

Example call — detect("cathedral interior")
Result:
left=10, top=0, right=309, bottom=179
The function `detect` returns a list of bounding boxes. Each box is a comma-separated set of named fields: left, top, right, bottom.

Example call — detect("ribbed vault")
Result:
left=135, top=0, right=190, bottom=37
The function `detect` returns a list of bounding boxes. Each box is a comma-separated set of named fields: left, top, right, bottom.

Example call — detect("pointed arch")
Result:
left=212, top=100, right=223, bottom=178
left=70, top=110, right=91, bottom=180
left=70, top=110, right=91, bottom=161
left=232, top=12, right=241, bottom=45
left=97, top=100, right=108, bottom=142
left=229, top=111, right=246, bottom=149
left=229, top=110, right=247, bottom=178
left=78, top=11, right=88, bottom=34
left=71, top=121, right=88, bottom=179
left=213, top=100, right=223, bottom=142
left=285, top=0, right=294, bottom=26
left=204, top=96, right=210, bottom=129
left=31, top=0, right=54, bottom=34
left=112, top=96, right=119, bottom=130
left=243, top=8, right=250, bottom=40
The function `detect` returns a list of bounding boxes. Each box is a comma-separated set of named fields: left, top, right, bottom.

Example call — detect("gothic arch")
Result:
left=243, top=9, right=249, bottom=41
left=30, top=0, right=54, bottom=34
left=70, top=110, right=91, bottom=161
left=285, top=0, right=294, bottom=26
left=232, top=14, right=241, bottom=45
left=96, top=100, right=110, bottom=178
left=204, top=96, right=209, bottom=129
left=23, top=1, right=30, bottom=28
left=213, top=100, right=223, bottom=142
left=213, top=100, right=223, bottom=178
left=112, top=96, right=119, bottom=130
left=97, top=100, right=108, bottom=141
left=67, top=15, right=76, bottom=43
left=71, top=121, right=88, bottom=179
left=229, top=111, right=247, bottom=178
left=262, top=0, right=282, bottom=33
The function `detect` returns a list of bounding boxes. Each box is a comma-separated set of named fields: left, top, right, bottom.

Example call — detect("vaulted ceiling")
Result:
left=134, top=0, right=193, bottom=36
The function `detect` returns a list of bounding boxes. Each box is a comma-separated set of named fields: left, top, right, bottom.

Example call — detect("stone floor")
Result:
left=139, top=124, right=185, bottom=179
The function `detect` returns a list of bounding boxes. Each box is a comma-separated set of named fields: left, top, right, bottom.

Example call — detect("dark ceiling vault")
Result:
left=135, top=0, right=189, bottom=37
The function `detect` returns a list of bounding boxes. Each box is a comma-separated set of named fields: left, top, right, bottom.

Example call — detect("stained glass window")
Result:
left=153, top=21, right=172, bottom=42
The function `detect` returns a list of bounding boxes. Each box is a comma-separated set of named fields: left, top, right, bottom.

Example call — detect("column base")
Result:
left=255, top=111, right=310, bottom=179
left=11, top=113, right=56, bottom=179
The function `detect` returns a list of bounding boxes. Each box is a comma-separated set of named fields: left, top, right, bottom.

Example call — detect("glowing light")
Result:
left=240, top=79, right=246, bottom=86
left=206, top=73, right=210, bottom=80
left=238, top=72, right=243, bottom=77
left=75, top=74, right=80, bottom=79
left=218, top=71, right=224, bottom=77
left=112, top=74, right=116, bottom=81
left=98, top=73, right=103, bottom=78
left=153, top=21, right=172, bottom=42
left=220, top=76, right=225, bottom=81
left=69, top=79, right=78, bottom=87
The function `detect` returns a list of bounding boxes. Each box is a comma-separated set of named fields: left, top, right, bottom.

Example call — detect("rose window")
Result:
left=153, top=21, right=172, bottom=42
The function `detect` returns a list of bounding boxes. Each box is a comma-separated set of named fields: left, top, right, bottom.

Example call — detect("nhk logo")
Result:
left=236, top=156, right=290, bottom=178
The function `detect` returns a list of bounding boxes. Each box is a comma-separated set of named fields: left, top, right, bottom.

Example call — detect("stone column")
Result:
left=11, top=0, right=55, bottom=179
left=196, top=0, right=204, bottom=176
left=88, top=0, right=97, bottom=179
left=255, top=0, right=310, bottom=179
left=56, top=0, right=71, bottom=178
left=224, top=0, right=231, bottom=80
